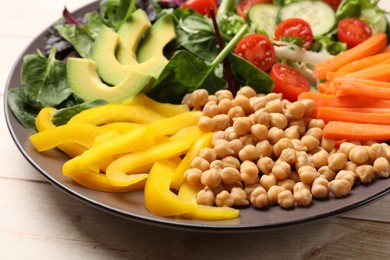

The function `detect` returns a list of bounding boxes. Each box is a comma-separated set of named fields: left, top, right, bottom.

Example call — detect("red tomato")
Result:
left=270, top=63, right=310, bottom=102
left=322, top=0, right=342, bottom=10
left=236, top=0, right=273, bottom=19
left=234, top=33, right=276, bottom=71
left=182, top=0, right=218, bottom=17
left=274, top=18, right=314, bottom=49
left=338, top=18, right=372, bottom=49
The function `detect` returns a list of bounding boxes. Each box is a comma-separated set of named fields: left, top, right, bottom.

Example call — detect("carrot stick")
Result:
left=316, top=107, right=390, bottom=125
left=297, top=92, right=390, bottom=108
left=381, top=44, right=390, bottom=53
left=336, top=53, right=390, bottom=73
left=317, top=81, right=330, bottom=94
left=333, top=78, right=390, bottom=88
left=314, top=32, right=387, bottom=80
left=323, top=121, right=390, bottom=141
left=335, top=83, right=390, bottom=99
left=338, top=63, right=390, bottom=81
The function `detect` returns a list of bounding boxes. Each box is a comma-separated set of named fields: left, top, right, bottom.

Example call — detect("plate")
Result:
left=4, top=1, right=390, bottom=232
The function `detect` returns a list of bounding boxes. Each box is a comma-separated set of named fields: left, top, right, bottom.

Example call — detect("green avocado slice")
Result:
left=67, top=57, right=154, bottom=103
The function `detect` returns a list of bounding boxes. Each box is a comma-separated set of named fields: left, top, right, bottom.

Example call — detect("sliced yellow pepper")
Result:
left=123, top=93, right=190, bottom=117
left=171, top=132, right=213, bottom=190
left=35, top=107, right=86, bottom=157
left=178, top=181, right=240, bottom=221
left=67, top=103, right=165, bottom=125
left=144, top=159, right=197, bottom=217
left=62, top=125, right=155, bottom=176
left=99, top=122, right=141, bottom=134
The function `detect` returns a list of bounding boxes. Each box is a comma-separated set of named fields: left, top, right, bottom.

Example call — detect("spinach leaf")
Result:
left=100, top=0, right=136, bottom=29
left=52, top=99, right=108, bottom=126
left=21, top=49, right=71, bottom=109
left=7, top=88, right=39, bottom=133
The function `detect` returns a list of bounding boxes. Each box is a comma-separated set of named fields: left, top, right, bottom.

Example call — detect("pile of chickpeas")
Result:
left=181, top=87, right=390, bottom=209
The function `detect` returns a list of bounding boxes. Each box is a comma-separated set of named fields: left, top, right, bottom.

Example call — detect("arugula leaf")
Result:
left=21, top=49, right=71, bottom=109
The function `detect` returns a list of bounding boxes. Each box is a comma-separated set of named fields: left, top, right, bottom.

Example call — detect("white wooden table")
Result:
left=1, top=1, right=389, bottom=259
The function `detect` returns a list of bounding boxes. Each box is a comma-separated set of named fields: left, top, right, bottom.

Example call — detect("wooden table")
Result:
left=1, top=1, right=389, bottom=259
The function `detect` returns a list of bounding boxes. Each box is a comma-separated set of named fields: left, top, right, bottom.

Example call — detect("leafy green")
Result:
left=311, top=35, right=347, bottom=55
left=21, top=49, right=71, bottom=109
left=99, top=0, right=136, bottom=29
left=336, top=0, right=381, bottom=21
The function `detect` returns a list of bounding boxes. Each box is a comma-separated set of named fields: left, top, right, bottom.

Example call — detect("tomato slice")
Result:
left=236, top=0, right=273, bottom=19
left=270, top=63, right=310, bottom=102
left=234, top=33, right=276, bottom=72
left=274, top=18, right=314, bottom=50
left=338, top=18, right=373, bottom=49
left=182, top=0, right=218, bottom=17
left=322, top=0, right=342, bottom=11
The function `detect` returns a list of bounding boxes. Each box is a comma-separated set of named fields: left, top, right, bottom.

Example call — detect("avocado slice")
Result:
left=67, top=57, right=154, bottom=103
left=116, top=9, right=151, bottom=66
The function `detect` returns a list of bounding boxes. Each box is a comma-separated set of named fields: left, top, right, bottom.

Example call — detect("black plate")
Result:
left=4, top=1, right=390, bottom=232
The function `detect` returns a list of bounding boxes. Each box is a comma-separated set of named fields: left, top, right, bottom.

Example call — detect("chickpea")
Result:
left=223, top=181, right=243, bottom=193
left=289, top=119, right=306, bottom=136
left=298, top=165, right=320, bottom=185
left=237, top=86, right=257, bottom=98
left=311, top=177, right=329, bottom=199
left=215, top=190, right=235, bottom=207
left=229, top=139, right=244, bottom=157
left=207, top=95, right=218, bottom=103
left=348, top=145, right=369, bottom=164
left=293, top=181, right=311, bottom=193
left=239, top=144, right=259, bottom=161
left=265, top=99, right=283, bottom=113
left=211, top=184, right=224, bottom=196
left=198, top=116, right=217, bottom=132
left=215, top=89, right=234, bottom=101
left=294, top=189, right=312, bottom=206
left=355, top=165, right=375, bottom=183
left=304, top=127, right=323, bottom=141
left=318, top=166, right=336, bottom=181
left=221, top=156, right=240, bottom=169
left=203, top=101, right=219, bottom=118
left=321, top=138, right=335, bottom=153
left=277, top=178, right=296, bottom=191
left=257, top=157, right=274, bottom=174
left=199, top=147, right=217, bottom=163
left=230, top=187, right=250, bottom=206
left=212, top=131, right=227, bottom=145
left=273, top=138, right=294, bottom=157
left=295, top=151, right=315, bottom=170
left=301, top=135, right=320, bottom=152
left=338, top=142, right=356, bottom=157
left=368, top=143, right=386, bottom=162
left=227, top=106, right=246, bottom=123
left=268, top=127, right=285, bottom=144
left=217, top=98, right=233, bottom=114
left=232, top=117, right=253, bottom=136
left=308, top=119, right=326, bottom=129
left=232, top=94, right=253, bottom=115
left=181, top=93, right=192, bottom=107
left=328, top=152, right=347, bottom=171
left=213, top=114, right=230, bottom=131
left=214, top=139, right=235, bottom=158
left=256, top=140, right=274, bottom=157
left=266, top=92, right=282, bottom=101
left=250, top=186, right=269, bottom=208
left=209, top=160, right=224, bottom=171
left=191, top=89, right=209, bottom=110
left=279, top=148, right=297, bottom=165
left=289, top=171, right=300, bottom=183
left=343, top=161, right=358, bottom=172
left=251, top=124, right=268, bottom=141
left=335, top=170, right=356, bottom=186
left=272, top=160, right=291, bottom=180
left=250, top=96, right=268, bottom=111
left=220, top=167, right=241, bottom=185
left=312, top=149, right=329, bottom=168
left=244, top=183, right=261, bottom=199
left=267, top=185, right=286, bottom=205
left=328, top=179, right=352, bottom=198
left=196, top=186, right=215, bottom=206
left=291, top=139, right=308, bottom=152
left=284, top=101, right=305, bottom=120
left=185, top=168, right=203, bottom=186
left=190, top=156, right=210, bottom=171
left=373, top=157, right=390, bottom=178
left=300, top=99, right=315, bottom=117
left=239, top=134, right=257, bottom=146
left=278, top=190, right=295, bottom=208
left=269, top=113, right=288, bottom=129
left=252, top=110, right=270, bottom=126
left=260, top=174, right=277, bottom=191
left=240, top=160, right=260, bottom=184
left=284, top=125, right=300, bottom=140
left=200, top=168, right=222, bottom=188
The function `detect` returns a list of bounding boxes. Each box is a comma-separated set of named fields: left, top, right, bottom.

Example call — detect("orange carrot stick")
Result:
left=323, top=121, right=390, bottom=141
left=317, top=81, right=330, bottom=94
left=335, top=83, right=390, bottom=99
left=336, top=53, right=390, bottom=73
left=338, top=63, right=390, bottom=81
left=316, top=107, right=390, bottom=125
left=297, top=92, right=390, bottom=108
left=381, top=44, right=390, bottom=53
left=333, top=78, right=390, bottom=88
left=314, top=32, right=387, bottom=80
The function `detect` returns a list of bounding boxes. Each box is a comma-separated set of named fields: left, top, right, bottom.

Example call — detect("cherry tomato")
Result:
left=322, top=0, right=342, bottom=10
left=274, top=18, right=314, bottom=50
left=234, top=33, right=276, bottom=71
left=182, top=0, right=218, bottom=17
left=337, top=18, right=372, bottom=49
left=236, top=0, right=272, bottom=19
left=270, top=63, right=311, bottom=102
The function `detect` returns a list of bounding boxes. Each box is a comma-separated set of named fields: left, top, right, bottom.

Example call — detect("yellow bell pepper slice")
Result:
left=67, top=103, right=165, bottom=125
left=171, top=132, right=213, bottom=190
left=178, top=181, right=240, bottom=220
left=106, top=137, right=191, bottom=187
left=35, top=107, right=86, bottom=157
left=62, top=125, right=155, bottom=176
left=99, top=122, right=141, bottom=134
left=144, top=159, right=197, bottom=217
left=123, top=93, right=190, bottom=117
left=29, top=123, right=111, bottom=152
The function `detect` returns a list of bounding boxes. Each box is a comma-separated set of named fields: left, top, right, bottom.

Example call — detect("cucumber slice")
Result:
left=247, top=4, right=280, bottom=37
left=360, top=8, right=388, bottom=34
left=279, top=1, right=336, bottom=36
